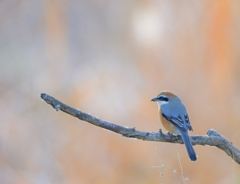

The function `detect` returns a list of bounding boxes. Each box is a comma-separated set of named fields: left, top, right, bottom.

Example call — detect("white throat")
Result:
left=157, top=101, right=168, bottom=107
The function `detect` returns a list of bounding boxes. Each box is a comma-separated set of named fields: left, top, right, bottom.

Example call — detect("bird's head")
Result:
left=151, top=90, right=177, bottom=106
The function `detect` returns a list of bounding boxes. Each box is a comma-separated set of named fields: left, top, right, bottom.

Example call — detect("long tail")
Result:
left=180, top=131, right=197, bottom=161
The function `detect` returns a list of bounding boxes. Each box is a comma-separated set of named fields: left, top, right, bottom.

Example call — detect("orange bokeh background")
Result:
left=1, top=0, right=240, bottom=183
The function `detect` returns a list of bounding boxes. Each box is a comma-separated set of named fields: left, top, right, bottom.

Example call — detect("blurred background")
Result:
left=0, top=0, right=240, bottom=183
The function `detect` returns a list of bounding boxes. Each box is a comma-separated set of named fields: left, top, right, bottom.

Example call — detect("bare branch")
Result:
left=40, top=93, right=240, bottom=164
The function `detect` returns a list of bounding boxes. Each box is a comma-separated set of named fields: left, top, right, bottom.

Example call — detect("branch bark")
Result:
left=40, top=93, right=240, bottom=164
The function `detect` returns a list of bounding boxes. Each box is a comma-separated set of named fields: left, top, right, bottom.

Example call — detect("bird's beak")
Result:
left=151, top=97, right=158, bottom=102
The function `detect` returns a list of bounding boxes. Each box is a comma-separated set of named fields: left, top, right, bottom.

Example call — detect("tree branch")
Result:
left=40, top=93, right=240, bottom=164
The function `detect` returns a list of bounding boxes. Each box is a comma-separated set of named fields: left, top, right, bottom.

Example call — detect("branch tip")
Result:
left=207, top=129, right=222, bottom=137
left=40, top=93, right=46, bottom=100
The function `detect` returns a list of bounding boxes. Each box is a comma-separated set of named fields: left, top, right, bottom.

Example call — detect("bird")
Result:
left=151, top=90, right=197, bottom=161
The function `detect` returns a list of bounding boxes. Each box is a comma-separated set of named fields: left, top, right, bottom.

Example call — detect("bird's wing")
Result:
left=184, top=114, right=193, bottom=131
left=161, top=105, right=192, bottom=131
left=161, top=112, right=185, bottom=130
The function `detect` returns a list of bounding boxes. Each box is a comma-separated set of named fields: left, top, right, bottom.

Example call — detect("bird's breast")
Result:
left=158, top=106, right=180, bottom=135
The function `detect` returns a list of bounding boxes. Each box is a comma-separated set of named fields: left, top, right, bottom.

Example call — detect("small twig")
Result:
left=40, top=93, right=240, bottom=164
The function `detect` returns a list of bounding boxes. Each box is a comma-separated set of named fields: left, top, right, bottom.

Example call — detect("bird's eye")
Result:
left=159, top=96, right=169, bottom=102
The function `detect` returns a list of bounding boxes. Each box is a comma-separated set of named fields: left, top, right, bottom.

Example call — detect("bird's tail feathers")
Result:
left=181, top=131, right=197, bottom=161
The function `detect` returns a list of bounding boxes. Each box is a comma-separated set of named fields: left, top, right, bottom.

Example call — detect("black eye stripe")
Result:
left=159, top=96, right=169, bottom=102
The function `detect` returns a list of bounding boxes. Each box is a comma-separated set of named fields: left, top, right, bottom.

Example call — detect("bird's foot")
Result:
left=159, top=129, right=164, bottom=135
left=167, top=132, right=181, bottom=138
